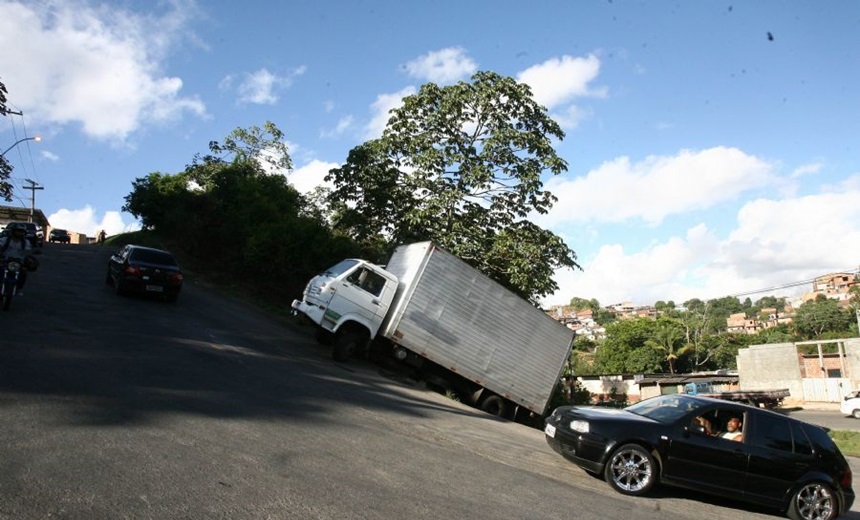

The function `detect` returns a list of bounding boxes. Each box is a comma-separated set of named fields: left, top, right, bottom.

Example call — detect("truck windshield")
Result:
left=321, top=259, right=359, bottom=278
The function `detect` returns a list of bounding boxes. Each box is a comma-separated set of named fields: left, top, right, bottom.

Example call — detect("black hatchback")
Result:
left=544, top=394, right=854, bottom=520
left=106, top=244, right=183, bottom=302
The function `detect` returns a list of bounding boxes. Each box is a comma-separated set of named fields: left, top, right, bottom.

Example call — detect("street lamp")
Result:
left=1, top=136, right=41, bottom=157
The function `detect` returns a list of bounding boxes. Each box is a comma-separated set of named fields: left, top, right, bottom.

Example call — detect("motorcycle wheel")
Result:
left=2, top=282, right=14, bottom=311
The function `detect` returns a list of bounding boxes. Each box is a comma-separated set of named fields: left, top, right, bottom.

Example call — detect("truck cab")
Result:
left=292, top=259, right=398, bottom=360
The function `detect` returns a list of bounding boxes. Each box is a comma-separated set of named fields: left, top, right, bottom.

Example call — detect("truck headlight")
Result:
left=570, top=420, right=589, bottom=433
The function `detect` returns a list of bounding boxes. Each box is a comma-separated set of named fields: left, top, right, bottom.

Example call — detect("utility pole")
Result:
left=23, top=179, right=43, bottom=223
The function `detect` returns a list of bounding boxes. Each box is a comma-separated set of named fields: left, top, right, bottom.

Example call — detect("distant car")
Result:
left=840, top=391, right=860, bottom=419
left=544, top=394, right=854, bottom=520
left=105, top=244, right=183, bottom=302
left=48, top=229, right=71, bottom=244
left=4, top=222, right=43, bottom=247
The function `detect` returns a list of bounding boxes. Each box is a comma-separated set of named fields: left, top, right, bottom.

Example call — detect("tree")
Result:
left=568, top=297, right=595, bottom=311
left=203, top=121, right=292, bottom=173
left=0, top=78, right=14, bottom=201
left=645, top=318, right=689, bottom=374
left=793, top=295, right=853, bottom=339
left=326, top=71, right=580, bottom=303
left=593, top=318, right=664, bottom=374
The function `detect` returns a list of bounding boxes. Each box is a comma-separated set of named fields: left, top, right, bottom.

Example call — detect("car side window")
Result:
left=791, top=422, right=813, bottom=456
left=751, top=414, right=793, bottom=452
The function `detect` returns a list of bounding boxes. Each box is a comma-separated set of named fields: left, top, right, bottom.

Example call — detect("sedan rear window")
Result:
left=131, top=249, right=177, bottom=266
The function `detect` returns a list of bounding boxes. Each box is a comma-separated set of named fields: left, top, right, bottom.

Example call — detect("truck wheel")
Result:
left=332, top=330, right=365, bottom=362
left=480, top=395, right=509, bottom=418
left=315, top=328, right=334, bottom=346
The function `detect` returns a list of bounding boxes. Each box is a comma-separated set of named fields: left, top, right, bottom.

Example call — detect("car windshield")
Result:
left=322, top=259, right=359, bottom=277
left=625, top=394, right=704, bottom=424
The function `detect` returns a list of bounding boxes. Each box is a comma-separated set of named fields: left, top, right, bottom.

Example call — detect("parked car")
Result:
left=544, top=394, right=854, bottom=520
left=840, top=391, right=860, bottom=419
left=105, top=244, right=183, bottom=302
left=4, top=221, right=43, bottom=247
left=48, top=229, right=71, bottom=243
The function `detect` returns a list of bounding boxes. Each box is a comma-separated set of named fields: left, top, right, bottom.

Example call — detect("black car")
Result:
left=105, top=244, right=183, bottom=302
left=48, top=229, right=71, bottom=243
left=544, top=394, right=854, bottom=520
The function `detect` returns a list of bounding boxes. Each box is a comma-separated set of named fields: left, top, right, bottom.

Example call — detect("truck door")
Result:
left=325, top=265, right=390, bottom=330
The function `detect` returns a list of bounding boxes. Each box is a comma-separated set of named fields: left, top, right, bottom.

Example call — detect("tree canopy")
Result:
left=326, top=71, right=579, bottom=303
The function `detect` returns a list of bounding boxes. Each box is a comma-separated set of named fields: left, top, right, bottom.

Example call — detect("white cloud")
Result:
left=48, top=206, right=140, bottom=237
left=41, top=150, right=59, bottom=162
left=517, top=54, right=605, bottom=109
left=0, top=1, right=207, bottom=142
left=288, top=160, right=339, bottom=194
left=790, top=162, right=823, bottom=179
left=364, top=86, right=417, bottom=140
left=321, top=115, right=354, bottom=138
left=234, top=66, right=306, bottom=105
left=544, top=186, right=860, bottom=307
left=540, top=147, right=776, bottom=227
left=404, top=47, right=477, bottom=84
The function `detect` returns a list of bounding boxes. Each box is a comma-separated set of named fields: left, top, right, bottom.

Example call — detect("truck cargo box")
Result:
left=379, top=242, right=574, bottom=415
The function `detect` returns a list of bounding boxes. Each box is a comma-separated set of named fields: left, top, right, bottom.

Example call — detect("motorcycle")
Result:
left=1, top=256, right=24, bottom=311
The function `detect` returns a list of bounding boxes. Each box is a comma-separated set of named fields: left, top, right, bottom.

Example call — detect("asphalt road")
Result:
left=1, top=242, right=858, bottom=519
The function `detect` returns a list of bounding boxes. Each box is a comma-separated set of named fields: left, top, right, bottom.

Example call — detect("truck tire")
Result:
left=480, top=395, right=509, bottom=418
left=332, top=329, right=366, bottom=362
left=315, top=327, right=334, bottom=346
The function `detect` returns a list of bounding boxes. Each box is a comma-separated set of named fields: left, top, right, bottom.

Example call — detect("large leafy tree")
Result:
left=593, top=318, right=664, bottom=374
left=793, top=295, right=853, bottom=339
left=326, top=71, right=579, bottom=302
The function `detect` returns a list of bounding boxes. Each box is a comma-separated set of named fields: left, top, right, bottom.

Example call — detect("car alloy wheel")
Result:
left=604, top=444, right=656, bottom=496
left=789, top=482, right=835, bottom=520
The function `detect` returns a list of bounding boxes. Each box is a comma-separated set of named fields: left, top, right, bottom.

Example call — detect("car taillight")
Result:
left=841, top=466, right=852, bottom=488
left=124, top=266, right=141, bottom=276
left=170, top=273, right=183, bottom=284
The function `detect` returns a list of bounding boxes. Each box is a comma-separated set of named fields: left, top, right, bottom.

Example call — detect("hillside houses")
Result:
left=547, top=268, right=858, bottom=336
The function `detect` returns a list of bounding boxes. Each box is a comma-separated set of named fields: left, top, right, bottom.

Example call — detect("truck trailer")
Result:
left=292, top=241, right=574, bottom=421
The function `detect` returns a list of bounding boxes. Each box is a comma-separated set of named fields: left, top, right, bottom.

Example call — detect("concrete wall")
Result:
left=737, top=342, right=804, bottom=403
left=842, top=339, right=860, bottom=392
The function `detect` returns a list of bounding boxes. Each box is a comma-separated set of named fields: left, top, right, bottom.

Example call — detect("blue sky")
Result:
left=1, top=0, right=858, bottom=307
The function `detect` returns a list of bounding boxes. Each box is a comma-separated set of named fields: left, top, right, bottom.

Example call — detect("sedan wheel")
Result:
left=604, top=444, right=657, bottom=496
left=788, top=482, right=836, bottom=520
left=852, top=409, right=860, bottom=420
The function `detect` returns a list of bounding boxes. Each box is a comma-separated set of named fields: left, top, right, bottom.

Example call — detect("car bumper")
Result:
left=121, top=277, right=182, bottom=296
left=544, top=418, right=609, bottom=475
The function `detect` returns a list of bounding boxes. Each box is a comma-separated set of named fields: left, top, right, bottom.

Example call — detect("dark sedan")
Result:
left=544, top=394, right=854, bottom=520
left=48, top=229, right=71, bottom=243
left=105, top=244, right=183, bottom=302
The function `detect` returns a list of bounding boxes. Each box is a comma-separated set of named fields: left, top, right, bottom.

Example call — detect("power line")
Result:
left=728, top=267, right=860, bottom=299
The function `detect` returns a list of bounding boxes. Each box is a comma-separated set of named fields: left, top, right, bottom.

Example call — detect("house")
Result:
left=0, top=204, right=50, bottom=230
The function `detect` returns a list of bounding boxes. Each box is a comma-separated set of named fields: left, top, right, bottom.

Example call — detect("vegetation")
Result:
left=568, top=289, right=859, bottom=376
left=325, top=71, right=580, bottom=303
left=830, top=430, right=860, bottom=458
left=121, top=72, right=582, bottom=310
left=0, top=78, right=15, bottom=201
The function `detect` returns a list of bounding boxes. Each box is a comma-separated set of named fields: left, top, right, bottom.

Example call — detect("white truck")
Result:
left=291, top=241, right=574, bottom=421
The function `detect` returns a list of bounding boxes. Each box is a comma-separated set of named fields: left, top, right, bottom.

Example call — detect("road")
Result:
left=1, top=242, right=858, bottom=519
